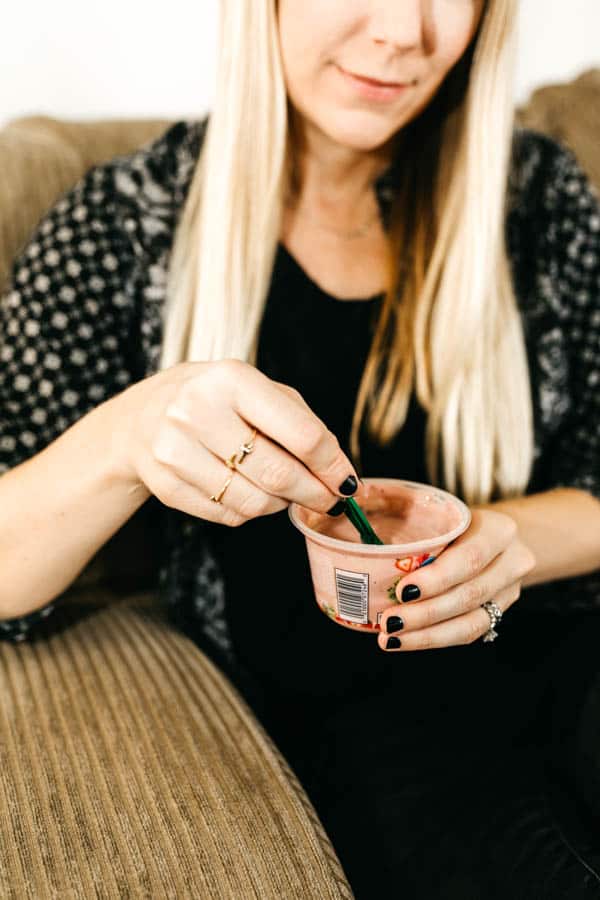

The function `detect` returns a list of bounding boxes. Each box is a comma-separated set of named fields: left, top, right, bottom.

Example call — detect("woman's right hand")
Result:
left=113, top=358, right=361, bottom=526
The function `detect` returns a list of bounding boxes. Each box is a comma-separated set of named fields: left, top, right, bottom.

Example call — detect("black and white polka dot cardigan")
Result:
left=1, top=119, right=599, bottom=658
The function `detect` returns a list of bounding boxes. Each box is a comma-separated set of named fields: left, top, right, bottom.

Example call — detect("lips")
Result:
left=338, top=65, right=413, bottom=87
left=346, top=71, right=408, bottom=88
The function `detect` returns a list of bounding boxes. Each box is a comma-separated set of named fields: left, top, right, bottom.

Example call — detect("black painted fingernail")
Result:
left=402, top=584, right=421, bottom=602
left=327, top=500, right=346, bottom=517
left=339, top=475, right=358, bottom=495
left=386, top=636, right=401, bottom=649
left=386, top=615, right=404, bottom=633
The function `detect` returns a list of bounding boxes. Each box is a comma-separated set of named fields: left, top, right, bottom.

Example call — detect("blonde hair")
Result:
left=158, top=0, right=534, bottom=507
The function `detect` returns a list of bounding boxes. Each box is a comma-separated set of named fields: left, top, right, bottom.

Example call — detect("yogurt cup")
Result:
left=288, top=478, right=471, bottom=633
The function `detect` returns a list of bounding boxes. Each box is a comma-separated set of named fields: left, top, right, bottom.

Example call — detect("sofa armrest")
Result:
left=0, top=592, right=352, bottom=898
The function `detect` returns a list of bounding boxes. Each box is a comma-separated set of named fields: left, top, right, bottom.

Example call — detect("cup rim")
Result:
left=288, top=477, right=471, bottom=555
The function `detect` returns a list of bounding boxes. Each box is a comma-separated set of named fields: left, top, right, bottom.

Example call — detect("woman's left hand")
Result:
left=378, top=508, right=536, bottom=652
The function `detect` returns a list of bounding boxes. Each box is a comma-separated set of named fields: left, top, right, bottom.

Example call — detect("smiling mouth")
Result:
left=338, top=66, right=414, bottom=88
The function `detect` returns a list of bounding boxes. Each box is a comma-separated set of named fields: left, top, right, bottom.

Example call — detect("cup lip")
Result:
left=288, top=477, right=471, bottom=555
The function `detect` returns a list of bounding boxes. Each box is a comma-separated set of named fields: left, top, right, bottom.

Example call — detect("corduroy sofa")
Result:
left=0, top=68, right=598, bottom=898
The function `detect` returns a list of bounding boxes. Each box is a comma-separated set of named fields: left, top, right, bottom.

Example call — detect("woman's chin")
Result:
left=317, top=112, right=404, bottom=154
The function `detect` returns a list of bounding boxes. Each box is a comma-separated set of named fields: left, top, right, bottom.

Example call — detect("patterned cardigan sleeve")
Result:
left=0, top=159, right=140, bottom=641
left=539, top=143, right=600, bottom=503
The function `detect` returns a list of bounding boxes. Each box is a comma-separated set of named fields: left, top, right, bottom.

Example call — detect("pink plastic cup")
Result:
left=288, top=478, right=471, bottom=633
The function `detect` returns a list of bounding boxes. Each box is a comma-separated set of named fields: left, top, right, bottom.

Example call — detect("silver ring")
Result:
left=481, top=600, right=502, bottom=643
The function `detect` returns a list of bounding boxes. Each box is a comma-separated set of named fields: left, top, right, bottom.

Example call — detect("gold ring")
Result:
left=209, top=426, right=258, bottom=504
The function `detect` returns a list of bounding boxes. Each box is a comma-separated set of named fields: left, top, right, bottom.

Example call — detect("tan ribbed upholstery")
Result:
left=0, top=591, right=353, bottom=898
left=0, top=117, right=353, bottom=897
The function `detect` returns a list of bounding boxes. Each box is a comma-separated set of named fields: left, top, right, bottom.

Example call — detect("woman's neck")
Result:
left=288, top=113, right=396, bottom=226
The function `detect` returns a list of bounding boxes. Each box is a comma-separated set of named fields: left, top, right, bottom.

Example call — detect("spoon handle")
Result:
left=343, top=497, right=385, bottom=545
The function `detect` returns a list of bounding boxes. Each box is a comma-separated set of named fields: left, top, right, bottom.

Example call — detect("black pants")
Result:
left=214, top=606, right=600, bottom=899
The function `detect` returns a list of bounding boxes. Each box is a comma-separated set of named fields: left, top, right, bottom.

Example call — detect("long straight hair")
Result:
left=158, top=0, right=534, bottom=506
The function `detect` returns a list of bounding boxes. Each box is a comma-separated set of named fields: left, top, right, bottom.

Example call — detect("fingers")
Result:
left=159, top=402, right=347, bottom=516
left=152, top=410, right=346, bottom=521
left=374, top=507, right=536, bottom=653
left=165, top=360, right=362, bottom=511
left=378, top=584, right=519, bottom=652
left=381, top=539, right=534, bottom=634
left=392, top=510, right=519, bottom=603
left=146, top=430, right=289, bottom=525
left=212, top=361, right=361, bottom=500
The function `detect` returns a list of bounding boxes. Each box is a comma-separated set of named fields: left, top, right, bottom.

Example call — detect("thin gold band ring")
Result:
left=209, top=426, right=258, bottom=504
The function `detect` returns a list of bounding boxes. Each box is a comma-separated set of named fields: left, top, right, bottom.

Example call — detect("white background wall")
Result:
left=1, top=1, right=599, bottom=128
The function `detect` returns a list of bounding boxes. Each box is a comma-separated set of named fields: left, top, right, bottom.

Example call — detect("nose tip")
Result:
left=369, top=6, right=424, bottom=52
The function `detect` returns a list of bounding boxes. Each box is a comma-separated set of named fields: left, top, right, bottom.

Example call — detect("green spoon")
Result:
left=342, top=496, right=385, bottom=545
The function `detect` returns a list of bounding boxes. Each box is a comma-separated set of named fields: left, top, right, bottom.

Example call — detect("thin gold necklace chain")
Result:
left=285, top=197, right=382, bottom=241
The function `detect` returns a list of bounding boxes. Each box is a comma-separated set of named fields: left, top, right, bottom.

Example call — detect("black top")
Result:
left=205, top=240, right=432, bottom=700
left=0, top=119, right=599, bottom=658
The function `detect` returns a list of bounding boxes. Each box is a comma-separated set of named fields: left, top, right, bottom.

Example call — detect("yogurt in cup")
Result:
left=288, top=478, right=471, bottom=633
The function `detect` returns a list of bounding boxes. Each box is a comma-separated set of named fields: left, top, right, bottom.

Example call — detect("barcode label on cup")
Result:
left=334, top=568, right=369, bottom=623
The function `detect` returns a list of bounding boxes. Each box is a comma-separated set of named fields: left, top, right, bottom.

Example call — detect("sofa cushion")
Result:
left=0, top=590, right=353, bottom=898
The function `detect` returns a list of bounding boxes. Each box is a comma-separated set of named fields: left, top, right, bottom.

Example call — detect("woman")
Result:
left=1, top=0, right=600, bottom=896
